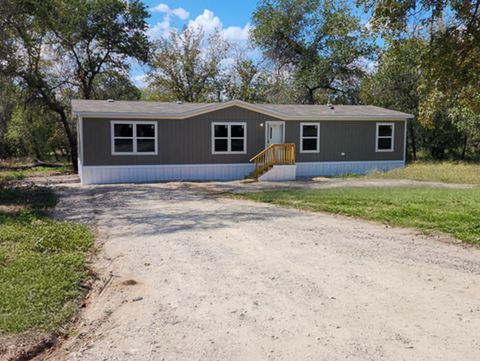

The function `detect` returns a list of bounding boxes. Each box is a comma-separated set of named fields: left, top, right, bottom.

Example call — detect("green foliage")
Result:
left=0, top=171, right=25, bottom=186
left=0, top=0, right=150, bottom=168
left=148, top=27, right=229, bottom=102
left=359, top=0, right=480, bottom=157
left=226, top=59, right=269, bottom=102
left=0, top=76, right=17, bottom=156
left=252, top=0, right=375, bottom=104
left=238, top=187, right=480, bottom=244
left=0, top=185, right=93, bottom=333
left=360, top=38, right=469, bottom=159
left=360, top=38, right=423, bottom=115
left=91, top=72, right=142, bottom=101
left=27, top=0, right=151, bottom=99
left=5, top=105, right=67, bottom=160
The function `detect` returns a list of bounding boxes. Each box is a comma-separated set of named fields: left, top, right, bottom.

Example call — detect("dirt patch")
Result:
left=0, top=333, right=57, bottom=361
left=121, top=279, right=138, bottom=286
left=31, top=181, right=480, bottom=361
left=0, top=204, right=24, bottom=213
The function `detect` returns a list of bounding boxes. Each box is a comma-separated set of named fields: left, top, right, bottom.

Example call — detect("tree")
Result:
left=360, top=38, right=423, bottom=159
left=251, top=0, right=375, bottom=104
left=359, top=0, right=480, bottom=156
left=0, top=76, right=17, bottom=157
left=0, top=0, right=150, bottom=170
left=6, top=104, right=68, bottom=160
left=226, top=59, right=268, bottom=102
left=360, top=38, right=466, bottom=160
left=91, top=72, right=142, bottom=101
left=148, top=27, right=229, bottom=102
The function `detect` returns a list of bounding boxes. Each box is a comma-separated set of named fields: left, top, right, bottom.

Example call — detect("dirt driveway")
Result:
left=42, top=181, right=479, bottom=361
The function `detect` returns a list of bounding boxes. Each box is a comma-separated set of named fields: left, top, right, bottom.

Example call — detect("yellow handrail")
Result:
left=249, top=143, right=275, bottom=162
left=250, top=143, right=296, bottom=179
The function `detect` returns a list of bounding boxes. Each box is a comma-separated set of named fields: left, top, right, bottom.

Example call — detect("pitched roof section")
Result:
left=71, top=99, right=413, bottom=120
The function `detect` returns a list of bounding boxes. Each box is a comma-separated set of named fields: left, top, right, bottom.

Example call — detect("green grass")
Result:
left=237, top=187, right=480, bottom=244
left=0, top=161, right=71, bottom=187
left=364, top=162, right=480, bottom=185
left=0, top=170, right=26, bottom=185
left=0, top=185, right=93, bottom=334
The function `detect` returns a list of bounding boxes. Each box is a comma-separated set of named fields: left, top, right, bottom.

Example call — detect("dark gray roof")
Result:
left=71, top=99, right=413, bottom=120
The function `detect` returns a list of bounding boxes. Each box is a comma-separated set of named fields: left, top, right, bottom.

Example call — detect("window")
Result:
left=212, top=122, right=247, bottom=154
left=300, top=123, right=320, bottom=153
left=111, top=121, right=157, bottom=155
left=376, top=123, right=394, bottom=152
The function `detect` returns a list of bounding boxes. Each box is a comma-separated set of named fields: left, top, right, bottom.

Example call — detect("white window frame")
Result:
left=300, top=122, right=320, bottom=153
left=211, top=122, right=247, bottom=154
left=111, top=120, right=158, bottom=155
left=375, top=122, right=395, bottom=152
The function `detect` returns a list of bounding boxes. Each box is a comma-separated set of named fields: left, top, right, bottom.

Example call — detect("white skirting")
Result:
left=80, top=163, right=255, bottom=184
left=296, top=160, right=405, bottom=177
left=258, top=165, right=297, bottom=181
left=79, top=160, right=405, bottom=184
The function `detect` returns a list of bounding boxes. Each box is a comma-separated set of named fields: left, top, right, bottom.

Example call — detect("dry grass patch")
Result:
left=365, top=162, right=480, bottom=184
left=237, top=187, right=480, bottom=244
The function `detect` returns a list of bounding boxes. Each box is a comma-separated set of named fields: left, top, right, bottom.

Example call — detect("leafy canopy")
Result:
left=252, top=0, right=375, bottom=104
left=148, top=27, right=228, bottom=102
left=0, top=0, right=150, bottom=168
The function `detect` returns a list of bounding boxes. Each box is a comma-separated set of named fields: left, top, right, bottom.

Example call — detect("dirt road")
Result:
left=43, top=182, right=480, bottom=361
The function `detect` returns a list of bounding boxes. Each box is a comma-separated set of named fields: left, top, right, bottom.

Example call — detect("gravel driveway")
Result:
left=43, top=182, right=480, bottom=361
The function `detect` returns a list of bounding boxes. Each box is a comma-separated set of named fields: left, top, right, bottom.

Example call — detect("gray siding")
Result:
left=286, top=120, right=405, bottom=162
left=82, top=106, right=405, bottom=166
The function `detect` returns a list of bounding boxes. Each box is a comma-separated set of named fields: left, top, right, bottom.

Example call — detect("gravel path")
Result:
left=41, top=182, right=480, bottom=361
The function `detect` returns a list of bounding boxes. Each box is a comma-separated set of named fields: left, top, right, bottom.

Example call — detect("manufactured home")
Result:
left=72, top=100, right=413, bottom=184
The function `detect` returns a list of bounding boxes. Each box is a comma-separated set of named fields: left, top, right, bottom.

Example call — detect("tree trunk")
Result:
left=408, top=121, right=417, bottom=160
left=305, top=88, right=315, bottom=105
left=57, top=110, right=78, bottom=172
left=51, top=147, right=60, bottom=162
left=461, top=134, right=468, bottom=160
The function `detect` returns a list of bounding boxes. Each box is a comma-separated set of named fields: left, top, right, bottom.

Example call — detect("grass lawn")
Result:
left=364, top=162, right=480, bottom=184
left=236, top=187, right=480, bottom=244
left=0, top=165, right=71, bottom=185
left=0, top=176, right=93, bottom=334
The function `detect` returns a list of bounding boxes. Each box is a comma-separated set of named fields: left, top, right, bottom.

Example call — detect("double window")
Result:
left=212, top=122, right=247, bottom=154
left=112, top=121, right=157, bottom=155
left=376, top=123, right=394, bottom=152
left=300, top=123, right=320, bottom=153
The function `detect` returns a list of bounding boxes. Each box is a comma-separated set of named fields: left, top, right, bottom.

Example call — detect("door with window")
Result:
left=265, top=121, right=285, bottom=147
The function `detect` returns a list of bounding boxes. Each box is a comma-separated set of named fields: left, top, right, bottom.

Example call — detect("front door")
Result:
left=266, top=122, right=285, bottom=147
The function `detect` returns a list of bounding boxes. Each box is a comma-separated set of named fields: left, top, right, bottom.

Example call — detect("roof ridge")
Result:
left=71, top=99, right=414, bottom=119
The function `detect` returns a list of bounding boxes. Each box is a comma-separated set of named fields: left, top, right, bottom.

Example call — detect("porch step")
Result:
left=258, top=165, right=297, bottom=181
left=250, top=143, right=296, bottom=180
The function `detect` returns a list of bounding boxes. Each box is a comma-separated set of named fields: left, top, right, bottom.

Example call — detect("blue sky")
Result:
left=132, top=1, right=373, bottom=87
left=144, top=0, right=257, bottom=30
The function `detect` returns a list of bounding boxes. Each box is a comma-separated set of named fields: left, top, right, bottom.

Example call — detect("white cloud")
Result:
left=147, top=15, right=172, bottom=39
left=188, top=9, right=252, bottom=46
left=151, top=3, right=189, bottom=20
left=221, top=24, right=252, bottom=44
left=148, top=3, right=190, bottom=39
left=171, top=7, right=189, bottom=20
left=152, top=3, right=169, bottom=13
left=132, top=74, right=148, bottom=88
left=187, top=9, right=222, bottom=33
